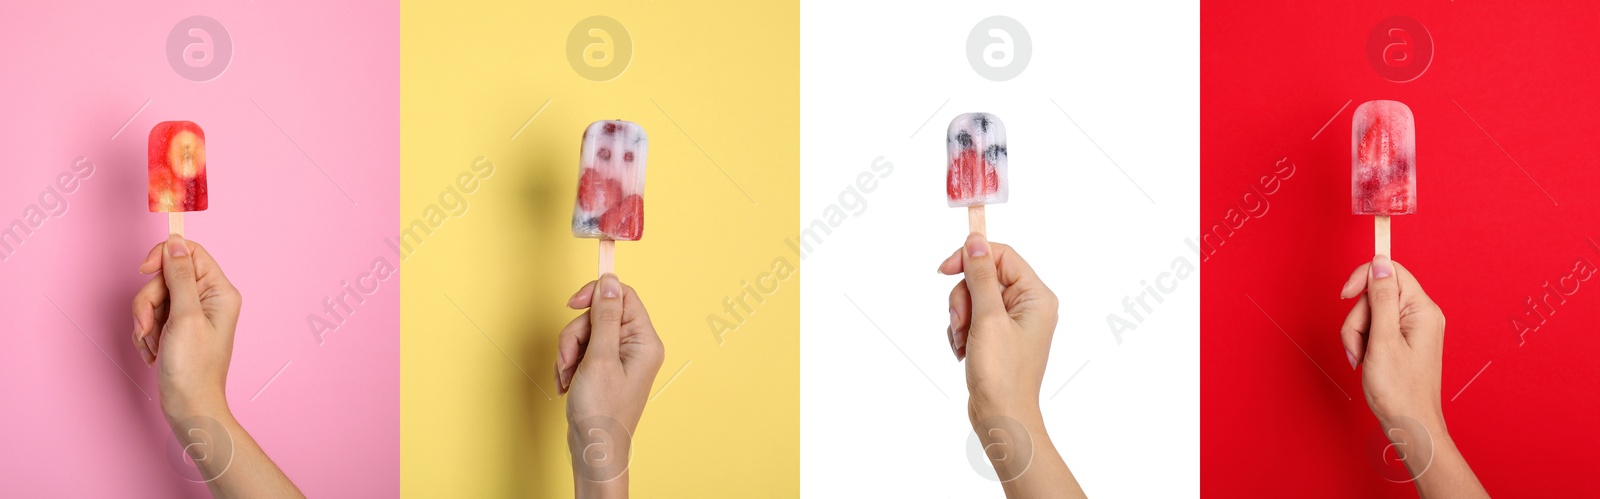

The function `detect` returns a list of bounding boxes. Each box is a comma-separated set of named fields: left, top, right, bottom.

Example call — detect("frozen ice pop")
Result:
left=947, top=113, right=1008, bottom=235
left=572, top=120, right=647, bottom=275
left=148, top=121, right=208, bottom=235
left=1351, top=101, right=1415, bottom=257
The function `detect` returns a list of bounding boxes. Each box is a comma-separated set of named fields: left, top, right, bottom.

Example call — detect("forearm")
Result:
left=166, top=400, right=303, bottom=499
left=973, top=408, right=1086, bottom=499
left=573, top=470, right=628, bottom=499
left=1400, top=420, right=1486, bottom=499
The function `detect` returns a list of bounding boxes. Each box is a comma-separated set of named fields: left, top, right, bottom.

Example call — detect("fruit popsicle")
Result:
left=572, top=120, right=647, bottom=275
left=1351, top=101, right=1415, bottom=257
left=947, top=113, right=1008, bottom=235
left=148, top=121, right=208, bottom=235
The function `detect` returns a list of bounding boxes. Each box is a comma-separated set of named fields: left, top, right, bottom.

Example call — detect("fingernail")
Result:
left=966, top=233, right=988, bottom=258
left=143, top=336, right=157, bottom=356
left=949, top=307, right=957, bottom=330
left=553, top=360, right=564, bottom=393
left=134, top=317, right=144, bottom=335
left=600, top=275, right=621, bottom=299
left=1346, top=348, right=1357, bottom=370
left=949, top=327, right=959, bottom=359
left=954, top=330, right=966, bottom=352
left=167, top=235, right=188, bottom=257
left=1372, top=255, right=1393, bottom=279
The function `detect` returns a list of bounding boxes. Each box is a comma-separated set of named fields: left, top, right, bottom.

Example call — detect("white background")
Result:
left=800, top=1, right=1199, bottom=497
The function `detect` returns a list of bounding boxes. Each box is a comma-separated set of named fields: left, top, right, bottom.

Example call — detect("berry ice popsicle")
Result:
left=1351, top=100, right=1415, bottom=257
left=148, top=121, right=208, bottom=235
left=947, top=113, right=1008, bottom=234
left=572, top=120, right=646, bottom=275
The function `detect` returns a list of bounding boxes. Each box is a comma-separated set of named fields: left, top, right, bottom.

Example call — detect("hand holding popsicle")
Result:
left=938, top=234, right=1084, bottom=498
left=131, top=235, right=303, bottom=497
left=556, top=274, right=665, bottom=496
left=1339, top=257, right=1487, bottom=498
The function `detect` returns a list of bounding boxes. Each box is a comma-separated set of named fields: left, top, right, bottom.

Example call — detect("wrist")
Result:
left=1378, top=412, right=1452, bottom=479
left=968, top=394, right=1042, bottom=429
left=567, top=415, right=634, bottom=498
left=968, top=406, right=1049, bottom=483
left=160, top=388, right=230, bottom=425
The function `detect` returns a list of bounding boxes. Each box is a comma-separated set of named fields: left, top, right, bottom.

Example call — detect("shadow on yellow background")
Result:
left=401, top=1, right=798, bottom=496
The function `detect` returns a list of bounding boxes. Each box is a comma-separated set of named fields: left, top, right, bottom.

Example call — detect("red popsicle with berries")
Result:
left=148, top=121, right=208, bottom=235
left=947, top=113, right=1008, bottom=235
left=1351, top=101, right=1415, bottom=258
left=572, top=120, right=646, bottom=276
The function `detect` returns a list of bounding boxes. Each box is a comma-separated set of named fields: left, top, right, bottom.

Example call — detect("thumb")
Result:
left=586, top=273, right=625, bottom=362
left=161, top=234, right=204, bottom=319
left=1366, top=255, right=1403, bottom=349
left=961, top=233, right=1006, bottom=324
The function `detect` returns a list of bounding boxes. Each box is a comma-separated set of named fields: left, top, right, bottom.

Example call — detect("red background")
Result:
left=1203, top=1, right=1600, bottom=496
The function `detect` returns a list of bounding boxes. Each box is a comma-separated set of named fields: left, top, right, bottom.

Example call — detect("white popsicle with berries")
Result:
left=947, top=113, right=1008, bottom=235
left=572, top=120, right=647, bottom=276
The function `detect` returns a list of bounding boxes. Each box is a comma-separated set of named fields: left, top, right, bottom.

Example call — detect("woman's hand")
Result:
left=131, top=234, right=302, bottom=497
left=939, top=233, right=1084, bottom=498
left=557, top=274, right=665, bottom=498
left=1340, top=255, right=1487, bottom=498
left=938, top=234, right=1059, bottom=423
left=132, top=234, right=242, bottom=421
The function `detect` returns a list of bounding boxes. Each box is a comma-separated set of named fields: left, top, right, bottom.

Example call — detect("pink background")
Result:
left=0, top=1, right=397, bottom=496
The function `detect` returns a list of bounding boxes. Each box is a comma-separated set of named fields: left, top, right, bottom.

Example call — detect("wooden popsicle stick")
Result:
left=169, top=212, right=184, bottom=237
left=1374, top=215, right=1391, bottom=259
left=598, top=238, right=615, bottom=277
left=968, top=205, right=986, bottom=236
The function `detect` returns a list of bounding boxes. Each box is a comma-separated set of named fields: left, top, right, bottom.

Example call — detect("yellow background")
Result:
left=400, top=1, right=798, bottom=496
